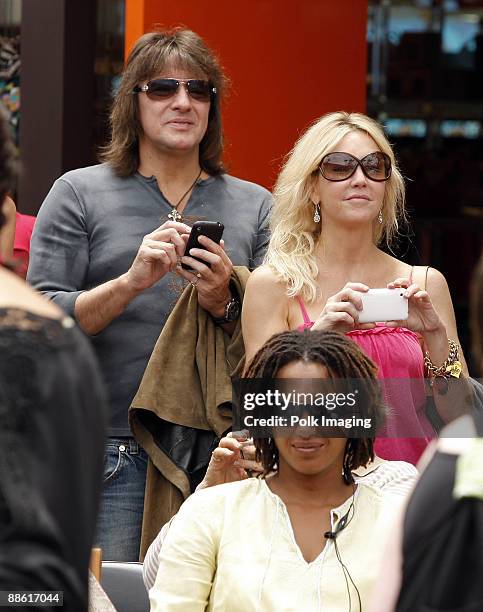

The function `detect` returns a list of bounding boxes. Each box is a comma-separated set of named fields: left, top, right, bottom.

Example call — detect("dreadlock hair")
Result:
left=244, top=329, right=386, bottom=483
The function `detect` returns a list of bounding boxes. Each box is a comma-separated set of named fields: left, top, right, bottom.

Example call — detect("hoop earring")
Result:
left=313, top=202, right=321, bottom=223
left=378, top=209, right=383, bottom=224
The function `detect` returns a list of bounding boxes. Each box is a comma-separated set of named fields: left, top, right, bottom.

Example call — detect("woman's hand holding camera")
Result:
left=312, top=277, right=446, bottom=338
left=386, top=278, right=445, bottom=336
left=312, top=282, right=376, bottom=333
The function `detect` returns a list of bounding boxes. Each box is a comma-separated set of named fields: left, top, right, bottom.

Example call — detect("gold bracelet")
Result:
left=424, top=339, right=462, bottom=379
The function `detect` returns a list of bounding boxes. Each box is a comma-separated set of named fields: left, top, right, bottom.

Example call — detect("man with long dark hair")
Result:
left=27, top=29, right=271, bottom=561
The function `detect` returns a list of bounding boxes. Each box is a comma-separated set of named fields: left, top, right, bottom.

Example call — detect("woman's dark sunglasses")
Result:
left=133, top=78, right=216, bottom=102
left=319, top=151, right=392, bottom=182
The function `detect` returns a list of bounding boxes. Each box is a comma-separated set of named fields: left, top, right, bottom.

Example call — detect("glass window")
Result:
left=367, top=0, right=483, bottom=370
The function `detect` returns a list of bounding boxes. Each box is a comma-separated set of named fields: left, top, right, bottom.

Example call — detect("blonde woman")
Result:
left=243, top=111, right=468, bottom=464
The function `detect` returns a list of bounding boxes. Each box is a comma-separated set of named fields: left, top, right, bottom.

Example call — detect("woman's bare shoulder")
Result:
left=0, top=269, right=63, bottom=320
left=380, top=252, right=412, bottom=278
left=425, top=266, right=448, bottom=290
left=403, top=264, right=449, bottom=295
left=379, top=255, right=446, bottom=290
left=247, top=265, right=288, bottom=296
left=2, top=195, right=16, bottom=218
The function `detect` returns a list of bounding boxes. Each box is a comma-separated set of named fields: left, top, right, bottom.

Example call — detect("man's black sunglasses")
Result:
left=133, top=78, right=216, bottom=102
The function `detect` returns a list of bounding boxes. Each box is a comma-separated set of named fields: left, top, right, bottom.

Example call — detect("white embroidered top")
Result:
left=149, top=477, right=406, bottom=612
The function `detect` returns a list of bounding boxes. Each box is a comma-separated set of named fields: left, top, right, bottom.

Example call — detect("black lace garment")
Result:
left=0, top=308, right=107, bottom=611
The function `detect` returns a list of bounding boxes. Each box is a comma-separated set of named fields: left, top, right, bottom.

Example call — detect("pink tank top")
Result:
left=295, top=288, right=434, bottom=465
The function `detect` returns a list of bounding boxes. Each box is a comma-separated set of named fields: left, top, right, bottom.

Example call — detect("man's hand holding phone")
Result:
left=177, top=220, right=234, bottom=318
left=124, top=220, right=191, bottom=295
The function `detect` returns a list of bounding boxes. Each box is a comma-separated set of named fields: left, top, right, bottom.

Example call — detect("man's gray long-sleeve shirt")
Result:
left=27, top=163, right=272, bottom=435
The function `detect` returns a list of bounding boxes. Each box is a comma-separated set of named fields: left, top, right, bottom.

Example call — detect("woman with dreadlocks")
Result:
left=149, top=329, right=403, bottom=611
left=243, top=111, right=468, bottom=466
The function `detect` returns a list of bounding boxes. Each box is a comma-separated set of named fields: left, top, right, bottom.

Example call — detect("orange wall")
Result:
left=125, top=0, right=368, bottom=189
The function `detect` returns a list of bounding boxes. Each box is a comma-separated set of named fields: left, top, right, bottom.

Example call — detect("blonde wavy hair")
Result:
left=265, top=111, right=406, bottom=303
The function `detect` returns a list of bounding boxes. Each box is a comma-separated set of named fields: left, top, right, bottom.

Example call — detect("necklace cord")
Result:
left=175, top=168, right=202, bottom=208
left=166, top=168, right=202, bottom=222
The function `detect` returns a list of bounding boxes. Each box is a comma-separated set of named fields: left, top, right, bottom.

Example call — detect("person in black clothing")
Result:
left=0, top=113, right=107, bottom=609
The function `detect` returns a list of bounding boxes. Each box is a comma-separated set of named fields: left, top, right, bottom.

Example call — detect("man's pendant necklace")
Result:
left=167, top=208, right=183, bottom=222
left=167, top=168, right=202, bottom=222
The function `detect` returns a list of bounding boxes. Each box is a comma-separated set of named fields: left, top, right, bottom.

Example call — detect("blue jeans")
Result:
left=95, top=437, right=148, bottom=561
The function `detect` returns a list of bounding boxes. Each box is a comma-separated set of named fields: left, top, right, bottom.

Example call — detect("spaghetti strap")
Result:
left=424, top=266, right=430, bottom=291
left=410, top=265, right=430, bottom=290
left=296, top=295, right=312, bottom=328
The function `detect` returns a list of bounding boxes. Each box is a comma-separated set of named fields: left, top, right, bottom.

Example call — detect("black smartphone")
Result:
left=181, top=221, right=225, bottom=271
